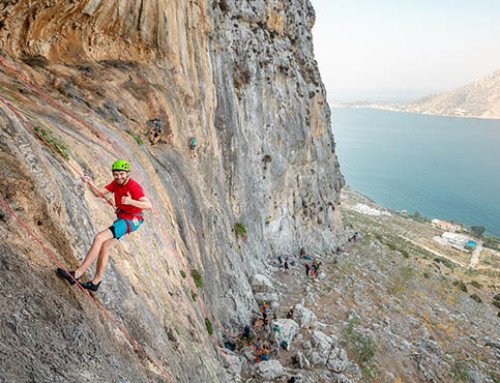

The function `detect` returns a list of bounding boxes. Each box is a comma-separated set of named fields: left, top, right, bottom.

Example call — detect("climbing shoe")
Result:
left=57, top=268, right=79, bottom=285
left=81, top=281, right=101, bottom=292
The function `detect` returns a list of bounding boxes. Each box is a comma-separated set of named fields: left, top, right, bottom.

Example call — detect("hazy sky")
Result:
left=309, top=0, right=500, bottom=102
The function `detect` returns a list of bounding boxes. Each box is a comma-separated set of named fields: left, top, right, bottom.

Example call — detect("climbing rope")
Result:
left=131, top=236, right=220, bottom=383
left=0, top=196, right=176, bottom=383
left=0, top=86, right=235, bottom=377
left=0, top=55, right=260, bottom=354
left=0, top=90, right=222, bottom=381
left=0, top=93, right=114, bottom=208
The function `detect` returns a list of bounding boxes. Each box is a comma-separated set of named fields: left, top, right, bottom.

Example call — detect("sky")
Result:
left=309, top=0, right=500, bottom=103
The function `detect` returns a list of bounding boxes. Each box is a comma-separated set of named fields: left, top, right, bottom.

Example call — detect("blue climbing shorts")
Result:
left=109, top=217, right=143, bottom=239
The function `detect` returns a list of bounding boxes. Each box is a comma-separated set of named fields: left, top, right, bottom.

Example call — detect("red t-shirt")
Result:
left=105, top=178, right=145, bottom=220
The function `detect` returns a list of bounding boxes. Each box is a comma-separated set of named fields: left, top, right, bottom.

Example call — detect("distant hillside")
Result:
left=404, top=67, right=500, bottom=118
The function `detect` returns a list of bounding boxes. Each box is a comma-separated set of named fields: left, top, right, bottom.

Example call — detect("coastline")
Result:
left=340, top=186, right=500, bottom=273
left=331, top=104, right=500, bottom=120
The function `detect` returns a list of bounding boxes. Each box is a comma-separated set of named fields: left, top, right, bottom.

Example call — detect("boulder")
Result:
left=254, top=360, right=285, bottom=380
left=271, top=319, right=299, bottom=344
left=293, top=304, right=317, bottom=328
left=308, top=330, right=334, bottom=366
left=326, top=346, right=349, bottom=373
left=311, top=330, right=334, bottom=352
left=296, top=351, right=311, bottom=370
left=335, top=374, right=353, bottom=383
left=251, top=274, right=274, bottom=292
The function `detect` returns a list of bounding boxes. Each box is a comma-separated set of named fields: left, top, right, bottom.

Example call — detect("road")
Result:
left=468, top=240, right=483, bottom=268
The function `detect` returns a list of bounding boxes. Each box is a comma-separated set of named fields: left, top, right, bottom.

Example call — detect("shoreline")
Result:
left=341, top=186, right=499, bottom=239
left=331, top=104, right=500, bottom=121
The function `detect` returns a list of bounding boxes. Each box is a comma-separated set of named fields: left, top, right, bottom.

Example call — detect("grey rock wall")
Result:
left=0, top=0, right=344, bottom=382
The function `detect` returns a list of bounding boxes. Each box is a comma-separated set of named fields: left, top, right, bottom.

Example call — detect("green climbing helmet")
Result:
left=112, top=160, right=130, bottom=172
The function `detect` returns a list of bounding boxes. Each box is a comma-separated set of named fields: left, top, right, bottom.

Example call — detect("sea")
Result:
left=331, top=107, right=500, bottom=237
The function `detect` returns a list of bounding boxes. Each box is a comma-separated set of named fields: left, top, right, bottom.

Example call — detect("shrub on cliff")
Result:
left=205, top=318, right=214, bottom=335
left=33, top=126, right=70, bottom=160
left=234, top=222, right=247, bottom=240
left=470, top=293, right=482, bottom=303
left=191, top=269, right=204, bottom=289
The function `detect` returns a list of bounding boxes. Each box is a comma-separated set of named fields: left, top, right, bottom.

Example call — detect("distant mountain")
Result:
left=404, top=67, right=500, bottom=118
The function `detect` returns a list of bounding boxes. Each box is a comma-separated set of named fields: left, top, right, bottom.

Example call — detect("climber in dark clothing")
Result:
left=147, top=118, right=163, bottom=144
left=305, top=263, right=311, bottom=276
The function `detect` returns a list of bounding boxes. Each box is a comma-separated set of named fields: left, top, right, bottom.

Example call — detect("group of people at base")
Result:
left=304, top=259, right=322, bottom=278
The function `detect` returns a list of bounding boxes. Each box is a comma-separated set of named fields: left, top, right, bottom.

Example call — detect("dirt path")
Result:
left=468, top=240, right=483, bottom=268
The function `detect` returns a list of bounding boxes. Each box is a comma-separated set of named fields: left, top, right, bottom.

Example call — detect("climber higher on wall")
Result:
left=147, top=118, right=163, bottom=145
left=57, top=160, right=152, bottom=292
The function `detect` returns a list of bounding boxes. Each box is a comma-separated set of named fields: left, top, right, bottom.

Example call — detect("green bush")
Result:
left=483, top=236, right=500, bottom=250
left=470, top=225, right=485, bottom=238
left=434, top=257, right=455, bottom=269
left=234, top=222, right=247, bottom=239
left=33, top=126, right=70, bottom=160
left=180, top=270, right=186, bottom=279
left=205, top=317, right=214, bottom=335
left=492, top=300, right=500, bottom=310
left=341, top=318, right=377, bottom=366
left=191, top=269, right=204, bottom=289
left=470, top=280, right=482, bottom=289
left=470, top=293, right=482, bottom=303
left=191, top=290, right=197, bottom=301
left=125, top=129, right=143, bottom=145
left=493, top=294, right=500, bottom=301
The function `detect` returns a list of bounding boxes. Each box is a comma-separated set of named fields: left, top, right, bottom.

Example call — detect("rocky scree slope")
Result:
left=0, top=0, right=343, bottom=382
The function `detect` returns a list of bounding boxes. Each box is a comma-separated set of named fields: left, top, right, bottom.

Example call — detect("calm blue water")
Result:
left=332, top=108, right=500, bottom=236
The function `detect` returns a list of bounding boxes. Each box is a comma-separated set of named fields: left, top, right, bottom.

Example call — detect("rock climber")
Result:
left=57, top=160, right=152, bottom=292
left=189, top=136, right=196, bottom=158
left=147, top=118, right=163, bottom=145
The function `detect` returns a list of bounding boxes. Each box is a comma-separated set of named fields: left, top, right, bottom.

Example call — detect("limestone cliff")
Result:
left=0, top=1, right=343, bottom=382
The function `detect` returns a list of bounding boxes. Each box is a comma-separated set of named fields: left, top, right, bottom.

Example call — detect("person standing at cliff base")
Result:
left=57, top=160, right=151, bottom=292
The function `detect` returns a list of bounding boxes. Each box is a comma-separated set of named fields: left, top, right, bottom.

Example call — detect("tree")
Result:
left=413, top=210, right=421, bottom=219
left=470, top=226, right=485, bottom=238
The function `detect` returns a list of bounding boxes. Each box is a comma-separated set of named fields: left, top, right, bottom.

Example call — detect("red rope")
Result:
left=0, top=93, right=115, bottom=208
left=0, top=196, right=175, bottom=383
left=0, top=55, right=259, bottom=353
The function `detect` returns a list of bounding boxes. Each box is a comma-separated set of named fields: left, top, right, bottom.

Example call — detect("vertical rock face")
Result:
left=0, top=0, right=343, bottom=381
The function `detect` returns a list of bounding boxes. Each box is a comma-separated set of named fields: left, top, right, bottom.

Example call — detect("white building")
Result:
left=442, top=232, right=470, bottom=248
